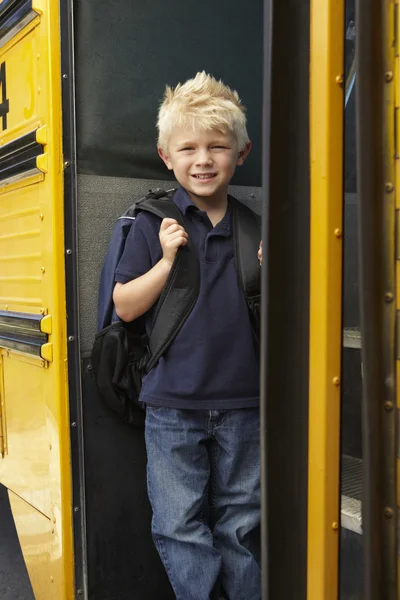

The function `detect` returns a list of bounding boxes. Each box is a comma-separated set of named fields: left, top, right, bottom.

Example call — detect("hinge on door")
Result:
left=397, top=408, right=400, bottom=459
left=396, top=211, right=400, bottom=260
left=396, top=310, right=400, bottom=359
left=398, top=507, right=400, bottom=557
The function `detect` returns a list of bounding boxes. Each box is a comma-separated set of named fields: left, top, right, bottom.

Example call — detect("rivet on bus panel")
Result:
left=66, top=249, right=72, bottom=255
left=39, top=213, right=44, bottom=221
left=332, top=377, right=340, bottom=386
left=385, top=71, right=394, bottom=82
left=334, top=228, right=342, bottom=238
left=41, top=267, right=45, bottom=274
left=63, top=74, right=68, bottom=79
left=50, top=576, right=54, bottom=583
left=384, top=507, right=394, bottom=518
left=37, top=87, right=41, bottom=94
left=385, top=182, right=394, bottom=193
left=384, top=401, right=394, bottom=412
left=64, top=160, right=71, bottom=168
left=385, top=292, right=394, bottom=303
left=332, top=522, right=339, bottom=530
left=74, top=506, right=80, bottom=512
left=335, top=74, right=343, bottom=86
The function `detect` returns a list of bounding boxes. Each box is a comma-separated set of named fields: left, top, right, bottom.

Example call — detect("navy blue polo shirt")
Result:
left=114, top=187, right=260, bottom=409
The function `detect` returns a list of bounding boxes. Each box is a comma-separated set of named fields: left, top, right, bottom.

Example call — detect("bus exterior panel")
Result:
left=0, top=1, right=74, bottom=599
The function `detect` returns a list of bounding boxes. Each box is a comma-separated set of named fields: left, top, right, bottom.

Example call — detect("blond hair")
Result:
left=157, top=71, right=249, bottom=152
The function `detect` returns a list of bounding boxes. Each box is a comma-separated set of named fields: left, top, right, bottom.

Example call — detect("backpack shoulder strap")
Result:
left=132, top=189, right=200, bottom=372
left=230, top=197, right=261, bottom=298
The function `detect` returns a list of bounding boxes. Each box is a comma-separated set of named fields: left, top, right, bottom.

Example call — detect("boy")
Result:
left=113, top=72, right=261, bottom=600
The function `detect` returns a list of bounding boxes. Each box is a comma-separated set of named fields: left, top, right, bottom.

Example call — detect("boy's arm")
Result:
left=113, top=218, right=188, bottom=322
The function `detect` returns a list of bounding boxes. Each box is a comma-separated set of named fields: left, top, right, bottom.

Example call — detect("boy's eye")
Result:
left=212, top=145, right=228, bottom=149
left=179, top=147, right=194, bottom=152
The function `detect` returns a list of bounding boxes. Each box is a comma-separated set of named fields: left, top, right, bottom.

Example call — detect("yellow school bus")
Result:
left=0, top=0, right=398, bottom=598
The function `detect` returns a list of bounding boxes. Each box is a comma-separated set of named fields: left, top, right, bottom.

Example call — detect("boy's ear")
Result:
left=236, top=141, right=252, bottom=166
left=158, top=147, right=173, bottom=170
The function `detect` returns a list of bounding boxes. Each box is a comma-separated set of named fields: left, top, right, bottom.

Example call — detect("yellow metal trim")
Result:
left=40, top=314, right=52, bottom=334
left=40, top=342, right=53, bottom=362
left=395, top=0, right=400, bottom=594
left=32, top=0, right=45, bottom=15
left=1, top=348, right=46, bottom=368
left=45, top=1, right=75, bottom=596
left=0, top=355, right=7, bottom=457
left=380, top=0, right=397, bottom=592
left=36, top=153, right=48, bottom=173
left=0, top=120, right=42, bottom=148
left=36, top=124, right=47, bottom=146
left=0, top=172, right=44, bottom=195
left=308, top=0, right=344, bottom=597
left=0, top=0, right=74, bottom=594
left=0, top=14, right=39, bottom=58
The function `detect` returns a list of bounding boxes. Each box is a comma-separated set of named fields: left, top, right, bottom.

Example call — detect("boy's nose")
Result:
left=195, top=150, right=213, bottom=166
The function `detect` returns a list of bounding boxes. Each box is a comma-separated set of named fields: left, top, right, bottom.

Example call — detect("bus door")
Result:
left=307, top=0, right=399, bottom=598
left=339, top=1, right=363, bottom=596
left=0, top=2, right=74, bottom=599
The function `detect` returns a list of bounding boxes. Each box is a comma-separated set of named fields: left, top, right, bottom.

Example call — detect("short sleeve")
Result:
left=115, top=212, right=162, bottom=284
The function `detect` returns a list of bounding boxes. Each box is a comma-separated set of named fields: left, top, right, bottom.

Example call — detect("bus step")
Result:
left=341, top=454, right=362, bottom=534
left=343, top=327, right=361, bottom=349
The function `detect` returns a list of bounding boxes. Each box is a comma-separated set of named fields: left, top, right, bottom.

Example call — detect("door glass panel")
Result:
left=340, top=0, right=364, bottom=597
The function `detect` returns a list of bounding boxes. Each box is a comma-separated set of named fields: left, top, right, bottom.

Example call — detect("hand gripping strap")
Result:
left=134, top=193, right=200, bottom=372
left=230, top=197, right=261, bottom=299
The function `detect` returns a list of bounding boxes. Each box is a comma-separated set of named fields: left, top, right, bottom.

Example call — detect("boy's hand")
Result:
left=258, top=240, right=262, bottom=266
left=159, top=218, right=188, bottom=265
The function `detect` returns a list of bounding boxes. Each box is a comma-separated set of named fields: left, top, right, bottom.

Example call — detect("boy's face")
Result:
left=158, top=126, right=251, bottom=205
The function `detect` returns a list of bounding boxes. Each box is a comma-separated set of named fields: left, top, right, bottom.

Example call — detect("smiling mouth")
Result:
left=192, top=173, right=217, bottom=180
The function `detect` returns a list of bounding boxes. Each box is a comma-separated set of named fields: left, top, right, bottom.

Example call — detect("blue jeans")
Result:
left=145, top=407, right=261, bottom=600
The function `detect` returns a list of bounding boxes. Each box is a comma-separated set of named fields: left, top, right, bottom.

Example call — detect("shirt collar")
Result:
left=173, top=186, right=232, bottom=237
left=172, top=186, right=196, bottom=216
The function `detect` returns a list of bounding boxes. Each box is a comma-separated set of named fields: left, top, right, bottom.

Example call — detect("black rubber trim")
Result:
left=60, top=0, right=88, bottom=597
left=0, top=131, right=42, bottom=182
left=355, top=0, right=386, bottom=598
left=261, top=0, right=274, bottom=598
left=261, top=0, right=310, bottom=597
left=0, top=0, right=33, bottom=41
left=0, top=310, right=47, bottom=356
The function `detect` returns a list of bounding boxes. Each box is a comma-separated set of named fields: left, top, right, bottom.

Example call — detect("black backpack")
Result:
left=91, top=189, right=261, bottom=426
